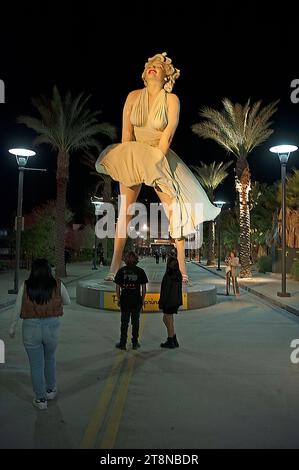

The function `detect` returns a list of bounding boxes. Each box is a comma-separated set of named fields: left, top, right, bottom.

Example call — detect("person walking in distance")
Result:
left=225, top=250, right=240, bottom=295
left=229, top=250, right=240, bottom=295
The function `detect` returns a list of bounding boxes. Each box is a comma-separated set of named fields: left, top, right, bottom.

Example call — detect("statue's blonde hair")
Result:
left=142, top=52, right=180, bottom=93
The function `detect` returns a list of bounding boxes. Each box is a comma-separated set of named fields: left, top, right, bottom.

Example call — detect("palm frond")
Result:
left=191, top=160, right=233, bottom=194
left=18, top=86, right=116, bottom=155
left=79, top=151, right=97, bottom=170
left=192, top=121, right=239, bottom=157
left=192, top=98, right=279, bottom=159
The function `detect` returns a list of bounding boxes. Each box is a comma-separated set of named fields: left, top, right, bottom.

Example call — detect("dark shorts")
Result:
left=162, top=307, right=178, bottom=315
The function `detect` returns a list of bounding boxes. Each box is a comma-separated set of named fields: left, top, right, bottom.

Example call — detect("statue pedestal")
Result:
left=76, top=278, right=217, bottom=312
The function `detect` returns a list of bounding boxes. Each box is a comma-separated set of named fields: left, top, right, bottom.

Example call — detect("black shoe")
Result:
left=132, top=342, right=141, bottom=350
left=115, top=342, right=126, bottom=350
left=173, top=335, right=179, bottom=348
left=160, top=337, right=175, bottom=349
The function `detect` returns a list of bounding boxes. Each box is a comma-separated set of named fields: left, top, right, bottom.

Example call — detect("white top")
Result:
left=9, top=281, right=71, bottom=336
left=230, top=256, right=240, bottom=267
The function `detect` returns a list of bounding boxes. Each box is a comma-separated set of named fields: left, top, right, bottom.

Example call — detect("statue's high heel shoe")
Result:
left=104, top=272, right=115, bottom=281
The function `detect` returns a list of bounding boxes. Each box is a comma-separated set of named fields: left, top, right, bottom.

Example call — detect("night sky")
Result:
left=1, top=1, right=299, bottom=227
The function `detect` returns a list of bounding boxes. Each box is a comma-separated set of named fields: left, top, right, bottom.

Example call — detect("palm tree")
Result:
left=191, top=161, right=232, bottom=265
left=192, top=98, right=279, bottom=277
left=18, top=86, right=116, bottom=277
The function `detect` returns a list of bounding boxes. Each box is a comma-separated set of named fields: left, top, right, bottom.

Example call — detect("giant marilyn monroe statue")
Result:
left=95, top=52, right=220, bottom=282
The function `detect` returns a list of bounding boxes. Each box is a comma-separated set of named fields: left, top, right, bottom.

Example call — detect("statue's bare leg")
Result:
left=107, top=183, right=142, bottom=278
left=154, top=189, right=187, bottom=278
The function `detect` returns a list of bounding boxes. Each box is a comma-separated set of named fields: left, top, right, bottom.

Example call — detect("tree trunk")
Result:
left=236, top=165, right=252, bottom=278
left=55, top=151, right=69, bottom=278
left=207, top=221, right=215, bottom=265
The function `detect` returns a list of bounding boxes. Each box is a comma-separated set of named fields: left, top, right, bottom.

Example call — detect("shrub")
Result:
left=291, top=261, right=299, bottom=281
left=257, top=255, right=272, bottom=273
left=76, top=248, right=94, bottom=262
left=0, top=260, right=11, bottom=271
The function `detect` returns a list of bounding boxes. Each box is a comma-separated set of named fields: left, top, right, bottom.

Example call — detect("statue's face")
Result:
left=145, top=60, right=166, bottom=83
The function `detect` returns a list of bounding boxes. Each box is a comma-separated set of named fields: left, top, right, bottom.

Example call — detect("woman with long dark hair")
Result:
left=159, top=256, right=183, bottom=348
left=9, top=258, right=70, bottom=410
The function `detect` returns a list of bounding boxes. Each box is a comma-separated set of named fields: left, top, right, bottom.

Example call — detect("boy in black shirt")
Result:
left=114, top=251, right=148, bottom=350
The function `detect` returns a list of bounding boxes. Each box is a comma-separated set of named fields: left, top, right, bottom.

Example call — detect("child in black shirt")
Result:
left=114, top=251, right=148, bottom=350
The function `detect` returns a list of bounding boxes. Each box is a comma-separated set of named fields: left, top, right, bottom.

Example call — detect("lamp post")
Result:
left=270, top=145, right=298, bottom=297
left=214, top=201, right=226, bottom=271
left=8, top=148, right=46, bottom=294
left=142, top=223, right=148, bottom=256
left=189, top=234, right=192, bottom=262
left=136, top=231, right=140, bottom=255
left=195, top=225, right=200, bottom=262
left=91, top=196, right=104, bottom=270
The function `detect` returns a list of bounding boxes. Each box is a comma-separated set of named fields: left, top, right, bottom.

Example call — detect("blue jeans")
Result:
left=22, top=317, right=60, bottom=400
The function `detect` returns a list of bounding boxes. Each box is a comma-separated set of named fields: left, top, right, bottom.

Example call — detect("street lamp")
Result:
left=8, top=148, right=46, bottom=294
left=270, top=144, right=298, bottom=297
left=91, top=196, right=104, bottom=270
left=214, top=201, right=226, bottom=271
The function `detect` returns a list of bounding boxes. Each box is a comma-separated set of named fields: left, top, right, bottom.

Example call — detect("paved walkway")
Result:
left=1, top=259, right=299, bottom=449
left=195, top=262, right=299, bottom=316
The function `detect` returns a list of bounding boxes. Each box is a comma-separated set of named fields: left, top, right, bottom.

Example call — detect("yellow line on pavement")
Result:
left=99, top=355, right=136, bottom=449
left=80, top=352, right=125, bottom=449
left=99, top=314, right=147, bottom=449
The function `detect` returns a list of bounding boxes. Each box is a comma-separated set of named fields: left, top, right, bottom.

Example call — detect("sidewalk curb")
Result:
left=0, top=267, right=100, bottom=312
left=192, top=261, right=299, bottom=318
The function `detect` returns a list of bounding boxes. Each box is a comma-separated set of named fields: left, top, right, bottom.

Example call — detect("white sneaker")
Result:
left=33, top=398, right=48, bottom=410
left=46, top=388, right=57, bottom=400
